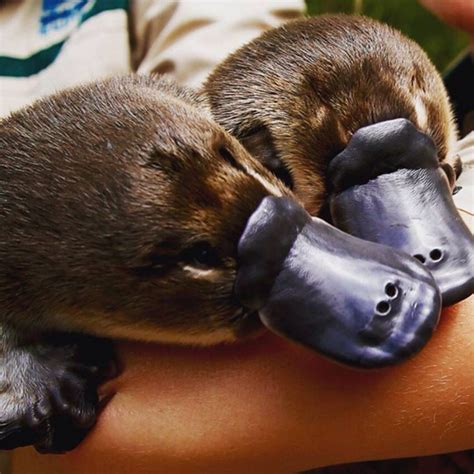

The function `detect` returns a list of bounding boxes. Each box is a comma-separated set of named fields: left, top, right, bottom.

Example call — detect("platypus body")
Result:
left=0, top=15, right=472, bottom=454
left=0, top=75, right=290, bottom=452
left=0, top=75, right=284, bottom=345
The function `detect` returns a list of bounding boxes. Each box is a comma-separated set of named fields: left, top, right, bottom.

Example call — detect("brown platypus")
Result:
left=0, top=72, right=443, bottom=452
left=205, top=14, right=474, bottom=306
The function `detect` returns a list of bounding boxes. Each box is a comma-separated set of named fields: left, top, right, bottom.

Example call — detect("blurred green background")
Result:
left=305, top=0, right=469, bottom=72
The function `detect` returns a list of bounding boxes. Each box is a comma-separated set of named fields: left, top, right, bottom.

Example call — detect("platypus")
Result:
left=204, top=14, right=474, bottom=306
left=0, top=74, right=442, bottom=453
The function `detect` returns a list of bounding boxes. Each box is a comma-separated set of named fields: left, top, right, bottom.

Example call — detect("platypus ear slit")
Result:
left=145, top=147, right=185, bottom=174
left=240, top=125, right=293, bottom=189
left=127, top=240, right=180, bottom=277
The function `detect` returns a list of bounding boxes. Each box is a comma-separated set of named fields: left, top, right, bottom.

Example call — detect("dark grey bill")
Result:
left=328, top=119, right=474, bottom=306
left=235, top=196, right=441, bottom=369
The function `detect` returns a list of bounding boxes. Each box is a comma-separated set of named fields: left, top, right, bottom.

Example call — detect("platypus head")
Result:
left=205, top=15, right=473, bottom=307
left=116, top=79, right=289, bottom=343
left=0, top=75, right=287, bottom=344
left=204, top=14, right=459, bottom=214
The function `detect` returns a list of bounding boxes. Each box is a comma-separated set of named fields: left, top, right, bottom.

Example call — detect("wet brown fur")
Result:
left=204, top=15, right=459, bottom=215
left=0, top=75, right=289, bottom=345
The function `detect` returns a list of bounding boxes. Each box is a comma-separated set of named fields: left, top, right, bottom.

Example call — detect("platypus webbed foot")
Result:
left=329, top=119, right=474, bottom=306
left=0, top=329, right=116, bottom=453
left=235, top=196, right=441, bottom=368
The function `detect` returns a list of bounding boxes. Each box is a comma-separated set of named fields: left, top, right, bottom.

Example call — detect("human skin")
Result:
left=11, top=210, right=474, bottom=474
left=420, top=0, right=474, bottom=40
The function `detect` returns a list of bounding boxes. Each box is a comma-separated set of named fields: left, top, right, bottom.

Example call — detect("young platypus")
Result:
left=205, top=14, right=474, bottom=305
left=0, top=74, right=442, bottom=453
left=0, top=74, right=286, bottom=452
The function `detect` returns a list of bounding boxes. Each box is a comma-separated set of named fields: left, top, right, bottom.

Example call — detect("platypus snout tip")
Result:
left=236, top=196, right=442, bottom=369
left=329, top=120, right=474, bottom=308
left=403, top=207, right=474, bottom=306
left=435, top=264, right=474, bottom=307
left=331, top=172, right=474, bottom=307
left=356, top=280, right=441, bottom=368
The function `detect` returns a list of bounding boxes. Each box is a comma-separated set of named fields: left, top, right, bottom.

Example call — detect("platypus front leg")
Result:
left=0, top=323, right=115, bottom=453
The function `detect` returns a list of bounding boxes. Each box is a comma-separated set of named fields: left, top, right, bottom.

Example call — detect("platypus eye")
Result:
left=269, top=158, right=293, bottom=189
left=218, top=146, right=246, bottom=173
left=183, top=241, right=221, bottom=268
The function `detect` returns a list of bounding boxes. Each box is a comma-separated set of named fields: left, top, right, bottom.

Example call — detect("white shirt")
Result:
left=0, top=0, right=304, bottom=115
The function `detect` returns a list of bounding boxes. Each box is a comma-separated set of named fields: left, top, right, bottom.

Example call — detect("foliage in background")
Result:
left=305, top=0, right=469, bottom=72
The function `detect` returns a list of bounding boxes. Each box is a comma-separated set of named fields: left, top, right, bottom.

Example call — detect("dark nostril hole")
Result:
left=413, top=254, right=426, bottom=264
left=385, top=283, right=398, bottom=298
left=375, top=301, right=391, bottom=315
left=429, top=248, right=443, bottom=262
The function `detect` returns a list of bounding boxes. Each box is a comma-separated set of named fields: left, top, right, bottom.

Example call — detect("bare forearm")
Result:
left=12, top=294, right=474, bottom=474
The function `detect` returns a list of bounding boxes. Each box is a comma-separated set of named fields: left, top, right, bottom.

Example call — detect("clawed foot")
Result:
left=0, top=332, right=116, bottom=453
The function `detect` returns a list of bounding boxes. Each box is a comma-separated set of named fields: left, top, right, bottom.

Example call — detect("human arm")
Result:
left=12, top=262, right=474, bottom=473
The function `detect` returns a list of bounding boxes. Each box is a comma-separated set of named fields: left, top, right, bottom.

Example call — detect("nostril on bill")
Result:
left=375, top=301, right=391, bottom=316
left=413, top=254, right=426, bottom=264
left=429, top=248, right=443, bottom=262
left=385, top=282, right=398, bottom=299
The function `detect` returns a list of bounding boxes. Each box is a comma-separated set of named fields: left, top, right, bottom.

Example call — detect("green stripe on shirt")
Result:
left=0, top=0, right=129, bottom=78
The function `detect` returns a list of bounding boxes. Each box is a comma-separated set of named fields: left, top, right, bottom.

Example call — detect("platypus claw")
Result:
left=235, top=196, right=441, bottom=368
left=328, top=119, right=474, bottom=306
left=0, top=334, right=115, bottom=453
